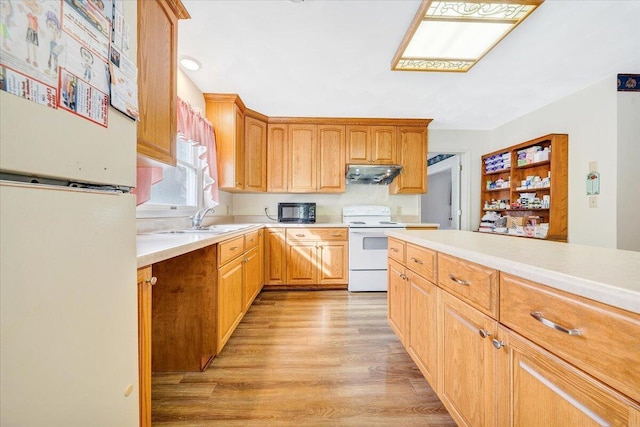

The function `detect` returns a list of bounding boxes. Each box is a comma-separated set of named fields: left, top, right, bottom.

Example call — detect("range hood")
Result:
left=345, top=164, right=403, bottom=185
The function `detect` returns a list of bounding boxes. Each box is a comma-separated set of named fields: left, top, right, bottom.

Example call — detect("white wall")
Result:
left=492, top=77, right=619, bottom=247
left=617, top=89, right=640, bottom=251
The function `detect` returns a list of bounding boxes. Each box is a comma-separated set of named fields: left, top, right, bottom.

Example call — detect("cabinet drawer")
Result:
left=437, top=253, right=498, bottom=318
left=388, top=238, right=405, bottom=264
left=218, top=236, right=245, bottom=266
left=500, top=273, right=640, bottom=403
left=286, top=228, right=346, bottom=241
left=244, top=230, right=260, bottom=250
left=405, top=243, right=436, bottom=283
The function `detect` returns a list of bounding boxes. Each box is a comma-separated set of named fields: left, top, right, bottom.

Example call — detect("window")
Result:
left=136, top=137, right=206, bottom=217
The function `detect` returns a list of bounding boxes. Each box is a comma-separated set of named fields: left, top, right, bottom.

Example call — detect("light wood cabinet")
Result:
left=285, top=124, right=346, bottom=193
left=288, top=124, right=317, bottom=192
left=408, top=270, right=438, bottom=388
left=496, top=326, right=639, bottom=426
left=205, top=95, right=269, bottom=192
left=137, top=266, right=154, bottom=427
left=388, top=235, right=640, bottom=427
left=264, top=228, right=287, bottom=285
left=136, top=0, right=189, bottom=166
left=346, top=125, right=396, bottom=164
left=267, top=124, right=288, bottom=192
left=317, top=125, right=346, bottom=193
left=285, top=228, right=348, bottom=287
left=438, top=289, right=498, bottom=427
left=217, top=254, right=245, bottom=352
left=242, top=230, right=264, bottom=311
left=216, top=229, right=264, bottom=353
left=387, top=258, right=409, bottom=345
left=480, top=133, right=568, bottom=241
left=390, top=126, right=427, bottom=194
left=244, top=116, right=267, bottom=192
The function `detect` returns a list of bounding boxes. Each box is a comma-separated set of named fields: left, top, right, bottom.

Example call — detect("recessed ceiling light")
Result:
left=179, top=56, right=202, bottom=71
left=392, top=0, right=544, bottom=72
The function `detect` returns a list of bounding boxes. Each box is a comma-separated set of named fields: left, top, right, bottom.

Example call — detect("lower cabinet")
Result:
left=137, top=266, right=154, bottom=427
left=407, top=270, right=438, bottom=388
left=496, top=326, right=639, bottom=426
left=265, top=227, right=348, bottom=288
left=438, top=289, right=497, bottom=427
left=387, top=241, right=640, bottom=427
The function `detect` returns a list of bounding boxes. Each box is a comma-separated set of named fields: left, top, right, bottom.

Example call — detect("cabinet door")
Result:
left=345, top=125, right=370, bottom=163
left=137, top=266, right=153, bottom=427
left=288, top=124, right=317, bottom=192
left=244, top=117, right=267, bottom=192
left=264, top=228, right=287, bottom=285
left=234, top=106, right=245, bottom=189
left=217, top=257, right=244, bottom=353
left=317, top=241, right=348, bottom=284
left=317, top=125, right=346, bottom=193
left=391, top=126, right=427, bottom=194
left=438, top=290, right=497, bottom=427
left=137, top=0, right=178, bottom=165
left=370, top=126, right=396, bottom=164
left=286, top=241, right=317, bottom=284
left=496, top=326, right=638, bottom=427
left=243, top=246, right=262, bottom=311
left=408, top=271, right=437, bottom=389
left=388, top=258, right=408, bottom=345
left=267, top=124, right=288, bottom=192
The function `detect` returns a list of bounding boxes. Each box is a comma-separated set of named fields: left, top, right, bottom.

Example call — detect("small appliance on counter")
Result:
left=278, top=202, right=316, bottom=223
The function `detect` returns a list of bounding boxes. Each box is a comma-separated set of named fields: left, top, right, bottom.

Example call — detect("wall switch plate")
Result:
left=589, top=196, right=598, bottom=208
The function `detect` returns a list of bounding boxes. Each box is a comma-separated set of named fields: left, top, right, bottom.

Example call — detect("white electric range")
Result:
left=342, top=206, right=406, bottom=292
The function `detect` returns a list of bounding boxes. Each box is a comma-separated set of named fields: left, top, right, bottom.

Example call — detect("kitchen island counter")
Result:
left=386, top=229, right=640, bottom=314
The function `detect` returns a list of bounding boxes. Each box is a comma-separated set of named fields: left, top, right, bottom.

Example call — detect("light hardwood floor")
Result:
left=152, top=290, right=456, bottom=426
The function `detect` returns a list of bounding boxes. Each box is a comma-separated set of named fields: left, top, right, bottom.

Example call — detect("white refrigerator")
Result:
left=0, top=5, right=139, bottom=421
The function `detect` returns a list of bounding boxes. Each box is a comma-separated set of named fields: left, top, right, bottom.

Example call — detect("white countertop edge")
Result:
left=386, top=230, right=640, bottom=315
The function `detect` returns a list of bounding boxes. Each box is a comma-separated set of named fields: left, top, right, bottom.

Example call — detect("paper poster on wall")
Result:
left=61, top=34, right=108, bottom=93
left=59, top=67, right=108, bottom=127
left=0, top=0, right=62, bottom=107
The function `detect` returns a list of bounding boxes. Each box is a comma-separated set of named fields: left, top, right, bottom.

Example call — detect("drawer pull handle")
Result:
left=448, top=274, right=470, bottom=286
left=332, top=233, right=342, bottom=237
left=230, top=246, right=239, bottom=251
left=296, top=234, right=305, bottom=237
left=410, top=257, right=424, bottom=265
left=390, top=248, right=399, bottom=252
left=530, top=311, right=583, bottom=336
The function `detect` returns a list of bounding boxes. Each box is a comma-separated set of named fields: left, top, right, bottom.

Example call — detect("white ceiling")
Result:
left=177, top=0, right=640, bottom=130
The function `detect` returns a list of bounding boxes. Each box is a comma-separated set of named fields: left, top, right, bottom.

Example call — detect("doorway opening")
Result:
left=421, top=153, right=465, bottom=230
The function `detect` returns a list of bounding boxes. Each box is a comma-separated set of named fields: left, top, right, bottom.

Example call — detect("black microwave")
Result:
left=278, top=202, right=316, bottom=223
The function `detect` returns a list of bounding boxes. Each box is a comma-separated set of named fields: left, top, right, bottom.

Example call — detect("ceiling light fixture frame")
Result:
left=391, top=0, right=544, bottom=73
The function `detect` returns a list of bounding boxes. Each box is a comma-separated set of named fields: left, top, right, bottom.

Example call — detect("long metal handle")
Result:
left=410, top=257, right=424, bottom=265
left=448, top=274, right=470, bottom=286
left=530, top=311, right=582, bottom=336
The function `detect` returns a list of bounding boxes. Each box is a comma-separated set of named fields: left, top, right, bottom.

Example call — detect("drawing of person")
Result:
left=80, top=46, right=93, bottom=81
left=18, top=0, right=42, bottom=67
left=44, top=10, right=62, bottom=75
left=0, top=0, right=14, bottom=52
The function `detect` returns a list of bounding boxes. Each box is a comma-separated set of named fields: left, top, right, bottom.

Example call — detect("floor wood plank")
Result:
left=152, top=290, right=456, bottom=426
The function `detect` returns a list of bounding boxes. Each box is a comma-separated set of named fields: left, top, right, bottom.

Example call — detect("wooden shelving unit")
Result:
left=480, top=134, right=568, bottom=241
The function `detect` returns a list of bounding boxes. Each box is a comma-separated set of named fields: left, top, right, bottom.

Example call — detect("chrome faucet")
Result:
left=191, top=207, right=215, bottom=229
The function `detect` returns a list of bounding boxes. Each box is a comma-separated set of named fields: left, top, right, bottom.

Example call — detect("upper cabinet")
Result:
left=204, top=94, right=268, bottom=192
left=346, top=125, right=396, bottom=165
left=390, top=126, right=428, bottom=194
left=137, top=0, right=190, bottom=166
left=317, top=125, right=346, bottom=193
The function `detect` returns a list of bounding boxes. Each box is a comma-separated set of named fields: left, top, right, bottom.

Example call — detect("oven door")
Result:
left=348, top=227, right=395, bottom=270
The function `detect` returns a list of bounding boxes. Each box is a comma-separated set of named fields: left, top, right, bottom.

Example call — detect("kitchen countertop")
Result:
left=386, top=229, right=640, bottom=314
left=137, top=223, right=349, bottom=268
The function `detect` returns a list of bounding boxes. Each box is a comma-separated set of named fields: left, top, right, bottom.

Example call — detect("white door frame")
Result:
left=424, top=152, right=471, bottom=231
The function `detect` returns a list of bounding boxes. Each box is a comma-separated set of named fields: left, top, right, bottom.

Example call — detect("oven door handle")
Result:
left=349, top=231, right=392, bottom=236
